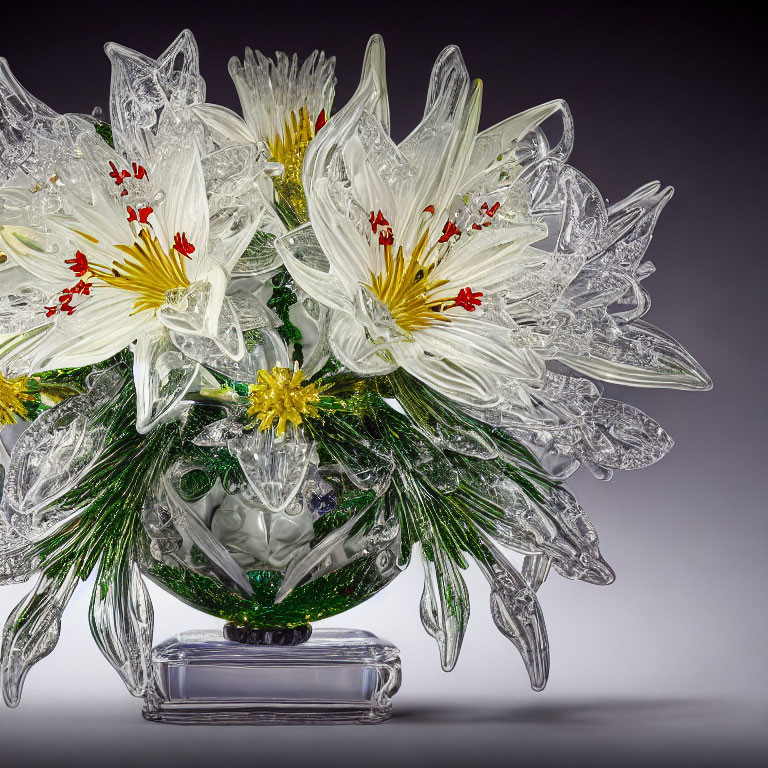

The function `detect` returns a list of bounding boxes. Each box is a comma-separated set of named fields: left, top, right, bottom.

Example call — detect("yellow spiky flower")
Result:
left=0, top=372, right=33, bottom=427
left=247, top=366, right=321, bottom=436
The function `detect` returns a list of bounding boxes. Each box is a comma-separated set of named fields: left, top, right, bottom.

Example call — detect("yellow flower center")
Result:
left=268, top=104, right=322, bottom=225
left=87, top=228, right=191, bottom=315
left=0, top=372, right=32, bottom=427
left=247, top=366, right=322, bottom=436
left=364, top=230, right=456, bottom=333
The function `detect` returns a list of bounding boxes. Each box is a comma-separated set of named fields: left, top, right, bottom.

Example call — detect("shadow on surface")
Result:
left=1, top=696, right=766, bottom=768
left=392, top=696, right=714, bottom=725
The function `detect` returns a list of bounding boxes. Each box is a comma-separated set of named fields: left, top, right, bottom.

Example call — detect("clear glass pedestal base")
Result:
left=143, top=628, right=401, bottom=725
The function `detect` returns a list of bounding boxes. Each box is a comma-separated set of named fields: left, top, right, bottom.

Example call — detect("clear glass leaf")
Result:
left=1, top=565, right=80, bottom=706
left=1, top=367, right=123, bottom=538
left=561, top=320, right=711, bottom=391
left=190, top=414, right=242, bottom=448
left=540, top=487, right=615, bottom=586
left=477, top=535, right=550, bottom=691
left=89, top=557, right=153, bottom=697
left=158, top=472, right=253, bottom=595
left=419, top=548, right=469, bottom=672
left=232, top=231, right=281, bottom=276
left=521, top=553, right=552, bottom=592
left=578, top=398, right=674, bottom=471
left=0, top=520, right=34, bottom=586
left=276, top=496, right=400, bottom=602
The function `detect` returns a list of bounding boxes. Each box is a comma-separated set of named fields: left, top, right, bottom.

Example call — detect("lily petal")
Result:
left=192, top=102, right=257, bottom=145
left=133, top=326, right=199, bottom=434
left=31, top=291, right=152, bottom=371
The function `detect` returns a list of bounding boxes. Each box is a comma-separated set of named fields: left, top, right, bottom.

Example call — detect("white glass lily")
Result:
left=276, top=36, right=711, bottom=472
left=0, top=31, right=276, bottom=432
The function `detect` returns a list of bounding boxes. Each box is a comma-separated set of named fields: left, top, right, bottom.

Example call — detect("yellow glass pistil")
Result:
left=267, top=104, right=320, bottom=224
left=87, top=228, right=191, bottom=314
left=247, top=366, right=322, bottom=436
left=0, top=372, right=32, bottom=427
left=364, top=230, right=456, bottom=333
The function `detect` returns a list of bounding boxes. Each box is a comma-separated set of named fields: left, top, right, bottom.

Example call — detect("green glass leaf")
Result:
left=94, top=122, right=114, bottom=148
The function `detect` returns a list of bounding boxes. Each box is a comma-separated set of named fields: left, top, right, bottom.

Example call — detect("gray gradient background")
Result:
left=0, top=2, right=765, bottom=765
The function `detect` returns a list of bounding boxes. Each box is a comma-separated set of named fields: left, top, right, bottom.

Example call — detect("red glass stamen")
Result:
left=452, top=287, right=483, bottom=311
left=438, top=220, right=461, bottom=243
left=369, top=210, right=390, bottom=234
left=174, top=232, right=195, bottom=257
left=108, top=161, right=130, bottom=186
left=65, top=251, right=89, bottom=277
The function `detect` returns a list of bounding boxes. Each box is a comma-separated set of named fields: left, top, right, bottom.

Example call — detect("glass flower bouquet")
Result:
left=0, top=30, right=709, bottom=721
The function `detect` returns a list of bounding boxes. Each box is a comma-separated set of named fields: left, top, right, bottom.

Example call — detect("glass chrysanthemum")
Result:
left=247, top=366, right=322, bottom=435
left=0, top=372, right=31, bottom=426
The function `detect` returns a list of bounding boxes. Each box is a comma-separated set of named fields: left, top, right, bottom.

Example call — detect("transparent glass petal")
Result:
left=0, top=280, right=51, bottom=337
left=156, top=279, right=223, bottom=339
left=106, top=29, right=204, bottom=160
left=464, top=99, right=573, bottom=189
left=0, top=57, right=88, bottom=184
left=133, top=329, right=199, bottom=434
left=202, top=147, right=281, bottom=273
left=229, top=428, right=314, bottom=514
left=0, top=326, right=51, bottom=378
left=229, top=48, right=335, bottom=150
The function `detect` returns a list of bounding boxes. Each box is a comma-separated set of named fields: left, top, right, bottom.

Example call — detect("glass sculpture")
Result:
left=0, top=30, right=710, bottom=718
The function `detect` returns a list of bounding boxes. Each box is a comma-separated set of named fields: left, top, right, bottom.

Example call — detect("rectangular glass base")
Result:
left=143, top=628, right=401, bottom=725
